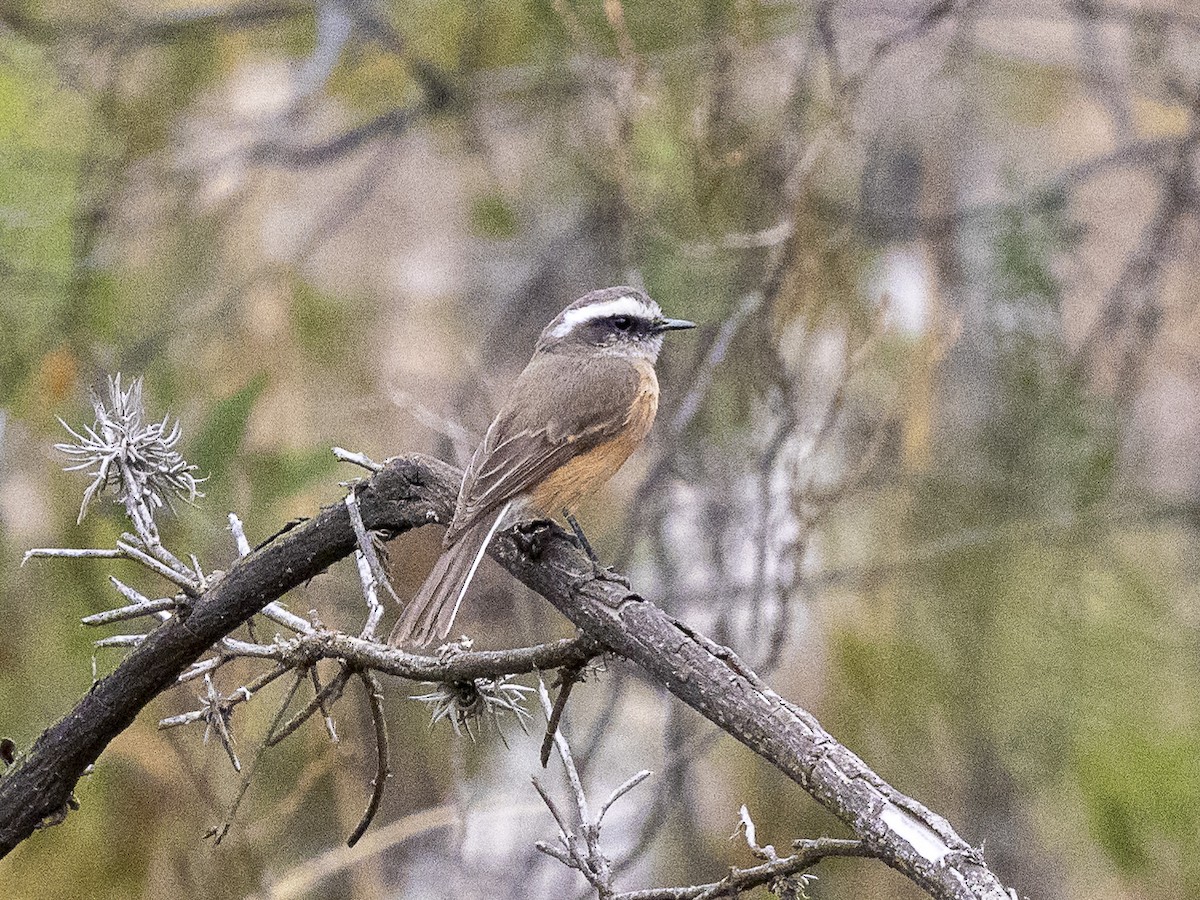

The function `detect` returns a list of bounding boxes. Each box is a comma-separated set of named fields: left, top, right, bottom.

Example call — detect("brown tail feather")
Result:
left=388, top=515, right=496, bottom=647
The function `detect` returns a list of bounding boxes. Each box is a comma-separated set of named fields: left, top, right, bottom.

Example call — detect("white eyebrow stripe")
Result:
left=550, top=295, right=658, bottom=338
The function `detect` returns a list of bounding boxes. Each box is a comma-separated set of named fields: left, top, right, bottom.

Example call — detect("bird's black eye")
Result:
left=611, top=315, right=634, bottom=332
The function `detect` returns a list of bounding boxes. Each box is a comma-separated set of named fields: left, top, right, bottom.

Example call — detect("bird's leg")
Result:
left=564, top=510, right=631, bottom=588
left=563, top=510, right=599, bottom=564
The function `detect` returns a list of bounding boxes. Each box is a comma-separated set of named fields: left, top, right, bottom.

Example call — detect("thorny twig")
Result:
left=344, top=488, right=401, bottom=608
left=80, top=577, right=177, bottom=626
left=160, top=664, right=291, bottom=734
left=534, top=691, right=868, bottom=900
left=208, top=669, right=307, bottom=845
left=177, top=631, right=597, bottom=690
left=265, top=668, right=350, bottom=749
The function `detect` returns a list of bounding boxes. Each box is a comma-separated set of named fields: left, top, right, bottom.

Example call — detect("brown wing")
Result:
left=444, top=353, right=642, bottom=545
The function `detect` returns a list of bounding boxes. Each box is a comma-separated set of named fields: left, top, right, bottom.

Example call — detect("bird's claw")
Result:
left=513, top=519, right=555, bottom=559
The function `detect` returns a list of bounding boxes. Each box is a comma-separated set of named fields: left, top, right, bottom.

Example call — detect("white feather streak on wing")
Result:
left=549, top=295, right=660, bottom=338
left=448, top=499, right=513, bottom=631
left=477, top=426, right=539, bottom=478
left=470, top=429, right=544, bottom=502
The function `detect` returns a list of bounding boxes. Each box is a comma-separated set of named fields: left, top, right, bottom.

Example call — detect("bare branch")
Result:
left=228, top=512, right=253, bottom=557
left=345, top=489, right=399, bottom=609
left=264, top=667, right=350, bottom=748
left=93, top=635, right=145, bottom=649
left=82, top=597, right=177, bottom=627
left=540, top=660, right=588, bottom=768
left=353, top=550, right=384, bottom=641
left=346, top=670, right=389, bottom=848
left=114, top=540, right=201, bottom=595
left=22, top=548, right=123, bottom=565
left=161, top=664, right=291, bottom=731
left=307, top=666, right=340, bottom=743
left=257, top=602, right=316, bottom=636
left=205, top=630, right=598, bottom=684
left=210, top=669, right=307, bottom=845
left=597, top=770, right=652, bottom=827
left=532, top=775, right=573, bottom=839
left=612, top=836, right=876, bottom=900
left=229, top=514, right=316, bottom=635
left=332, top=446, right=383, bottom=473
left=249, top=107, right=416, bottom=167
left=538, top=681, right=591, bottom=828
left=200, top=674, right=242, bottom=772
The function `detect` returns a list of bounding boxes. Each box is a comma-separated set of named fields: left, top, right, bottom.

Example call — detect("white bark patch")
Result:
left=880, top=802, right=952, bottom=864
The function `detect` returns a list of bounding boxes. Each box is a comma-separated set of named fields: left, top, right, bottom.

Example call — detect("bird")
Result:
left=389, top=286, right=696, bottom=646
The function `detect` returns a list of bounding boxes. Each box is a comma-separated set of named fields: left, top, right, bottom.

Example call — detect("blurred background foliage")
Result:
left=2, top=1, right=1200, bottom=898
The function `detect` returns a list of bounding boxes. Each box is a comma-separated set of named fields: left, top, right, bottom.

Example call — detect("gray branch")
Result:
left=613, top=837, right=876, bottom=900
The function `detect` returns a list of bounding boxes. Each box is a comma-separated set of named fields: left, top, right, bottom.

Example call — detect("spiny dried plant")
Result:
left=412, top=675, right=536, bottom=743
left=56, top=373, right=204, bottom=531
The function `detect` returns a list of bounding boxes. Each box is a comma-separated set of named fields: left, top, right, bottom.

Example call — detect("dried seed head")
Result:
left=412, top=675, right=535, bottom=742
left=56, top=374, right=204, bottom=525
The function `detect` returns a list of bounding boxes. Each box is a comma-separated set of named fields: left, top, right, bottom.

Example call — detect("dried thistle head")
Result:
left=771, top=873, right=816, bottom=900
left=56, top=374, right=204, bottom=525
left=412, top=675, right=535, bottom=743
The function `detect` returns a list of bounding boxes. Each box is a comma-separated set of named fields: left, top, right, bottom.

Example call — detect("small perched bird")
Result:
left=390, top=286, right=696, bottom=646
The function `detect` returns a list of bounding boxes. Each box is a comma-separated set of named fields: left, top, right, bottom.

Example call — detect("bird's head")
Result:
left=536, top=287, right=695, bottom=361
